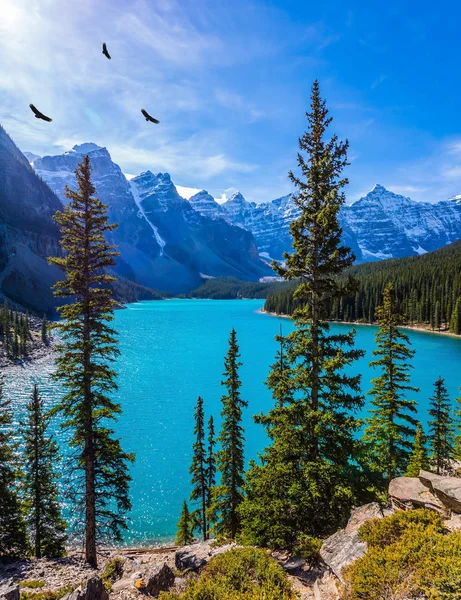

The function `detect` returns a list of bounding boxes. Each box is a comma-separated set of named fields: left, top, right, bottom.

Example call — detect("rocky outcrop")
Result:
left=139, top=563, right=175, bottom=596
left=0, top=582, right=19, bottom=600
left=320, top=503, right=385, bottom=581
left=175, top=540, right=237, bottom=572
left=430, top=477, right=461, bottom=512
left=388, top=476, right=446, bottom=512
left=62, top=577, right=108, bottom=600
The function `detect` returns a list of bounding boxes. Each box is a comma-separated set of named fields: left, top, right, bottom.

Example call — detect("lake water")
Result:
left=5, top=299, right=461, bottom=545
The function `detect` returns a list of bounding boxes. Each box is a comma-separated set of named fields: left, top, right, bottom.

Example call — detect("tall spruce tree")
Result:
left=22, top=385, right=67, bottom=557
left=48, top=155, right=134, bottom=567
left=189, top=396, right=208, bottom=541
left=428, top=377, right=454, bottom=474
left=176, top=500, right=194, bottom=546
left=41, top=314, right=48, bottom=344
left=405, top=423, right=429, bottom=477
left=211, top=328, right=247, bottom=539
left=0, top=376, right=28, bottom=558
left=240, top=81, right=365, bottom=548
left=206, top=415, right=216, bottom=522
left=363, top=283, right=419, bottom=488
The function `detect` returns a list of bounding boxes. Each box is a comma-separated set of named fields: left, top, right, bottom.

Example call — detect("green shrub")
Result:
left=342, top=509, right=461, bottom=600
left=160, top=547, right=296, bottom=599
left=100, top=557, right=125, bottom=591
left=293, top=534, right=322, bottom=564
left=358, top=508, right=443, bottom=548
left=20, top=585, right=76, bottom=600
left=19, top=581, right=46, bottom=589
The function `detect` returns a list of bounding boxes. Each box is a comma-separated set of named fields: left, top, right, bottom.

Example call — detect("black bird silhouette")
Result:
left=29, top=104, right=52, bottom=122
left=102, top=42, right=111, bottom=59
left=141, top=109, right=160, bottom=124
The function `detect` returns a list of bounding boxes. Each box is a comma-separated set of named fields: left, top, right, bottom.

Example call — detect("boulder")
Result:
left=388, top=476, right=445, bottom=512
left=62, top=577, right=108, bottom=600
left=0, top=582, right=19, bottom=600
left=143, top=563, right=175, bottom=597
left=431, top=477, right=461, bottom=512
left=175, top=540, right=236, bottom=572
left=419, top=469, right=444, bottom=491
left=320, top=503, right=384, bottom=581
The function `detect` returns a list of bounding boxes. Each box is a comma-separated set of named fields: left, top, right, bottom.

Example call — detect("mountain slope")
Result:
left=33, top=145, right=270, bottom=293
left=0, top=125, right=62, bottom=312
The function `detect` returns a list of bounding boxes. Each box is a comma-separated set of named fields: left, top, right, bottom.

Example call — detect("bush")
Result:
left=19, top=582, right=46, bottom=589
left=342, top=509, right=461, bottom=600
left=160, top=547, right=296, bottom=599
left=293, top=534, right=322, bottom=564
left=20, top=586, right=76, bottom=600
left=100, top=557, right=124, bottom=591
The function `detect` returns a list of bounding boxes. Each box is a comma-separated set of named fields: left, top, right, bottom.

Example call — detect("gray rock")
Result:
left=419, top=469, right=444, bottom=491
left=320, top=503, right=384, bottom=581
left=174, top=540, right=237, bottom=572
left=175, top=549, right=207, bottom=572
left=431, top=477, right=461, bottom=512
left=282, top=556, right=306, bottom=573
left=0, top=582, right=19, bottom=600
left=143, top=563, right=175, bottom=596
left=62, top=577, right=108, bottom=600
left=389, top=476, right=445, bottom=512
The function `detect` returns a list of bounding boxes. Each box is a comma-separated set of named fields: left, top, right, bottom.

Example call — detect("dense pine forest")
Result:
left=178, top=276, right=287, bottom=300
left=265, top=238, right=461, bottom=333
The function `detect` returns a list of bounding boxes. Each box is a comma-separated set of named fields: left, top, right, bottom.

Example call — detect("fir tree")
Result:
left=22, top=385, right=67, bottom=557
left=48, top=155, right=134, bottom=567
left=211, top=328, right=247, bottom=539
left=0, top=376, right=28, bottom=558
left=176, top=500, right=194, bottom=546
left=265, top=325, right=293, bottom=408
left=240, top=81, right=365, bottom=548
left=363, top=283, right=419, bottom=488
left=451, top=298, right=461, bottom=335
left=206, top=415, right=216, bottom=515
left=428, top=377, right=454, bottom=474
left=405, top=423, right=429, bottom=477
left=189, top=396, right=208, bottom=541
left=41, top=314, right=48, bottom=345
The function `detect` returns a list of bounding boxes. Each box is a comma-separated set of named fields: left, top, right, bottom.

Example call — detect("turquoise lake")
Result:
left=5, top=298, right=461, bottom=545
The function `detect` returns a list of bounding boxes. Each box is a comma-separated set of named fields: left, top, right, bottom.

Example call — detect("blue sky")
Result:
left=1, top=0, right=461, bottom=204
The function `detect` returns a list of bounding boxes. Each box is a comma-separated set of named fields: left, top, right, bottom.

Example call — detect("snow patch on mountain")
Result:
left=129, top=180, right=166, bottom=254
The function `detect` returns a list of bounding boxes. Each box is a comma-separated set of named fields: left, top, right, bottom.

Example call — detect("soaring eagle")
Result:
left=102, top=42, right=111, bottom=59
left=29, top=104, right=52, bottom=122
left=141, top=109, right=160, bottom=124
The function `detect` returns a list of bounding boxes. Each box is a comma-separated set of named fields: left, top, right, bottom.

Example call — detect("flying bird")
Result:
left=102, top=42, right=111, bottom=59
left=29, top=104, right=52, bottom=122
left=141, top=109, right=160, bottom=124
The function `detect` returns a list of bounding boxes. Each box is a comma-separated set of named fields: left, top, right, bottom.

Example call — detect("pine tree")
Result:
left=405, top=423, right=429, bottom=477
left=428, top=377, right=454, bottom=474
left=206, top=415, right=216, bottom=522
left=176, top=500, right=194, bottom=546
left=363, top=283, right=419, bottom=488
left=2, top=301, right=10, bottom=358
left=41, top=314, right=48, bottom=344
left=265, top=325, right=293, bottom=408
left=240, top=81, right=365, bottom=548
left=189, top=396, right=208, bottom=541
left=211, top=328, right=247, bottom=539
left=0, top=376, right=28, bottom=558
left=48, top=155, right=134, bottom=567
left=22, top=385, right=67, bottom=557
left=450, top=298, right=461, bottom=334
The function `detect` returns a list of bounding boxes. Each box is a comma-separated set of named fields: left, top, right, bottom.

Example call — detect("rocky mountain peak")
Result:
left=70, top=142, right=103, bottom=154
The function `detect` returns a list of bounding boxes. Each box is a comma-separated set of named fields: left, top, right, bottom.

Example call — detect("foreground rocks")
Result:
left=174, top=539, right=237, bottom=572
left=0, top=582, right=19, bottom=600
left=63, top=577, right=108, bottom=600
left=320, top=503, right=386, bottom=581
left=388, top=476, right=446, bottom=513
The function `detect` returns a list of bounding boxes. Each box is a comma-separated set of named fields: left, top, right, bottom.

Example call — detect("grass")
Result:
left=19, top=581, right=46, bottom=589
left=20, top=586, right=76, bottom=600
left=100, top=557, right=125, bottom=591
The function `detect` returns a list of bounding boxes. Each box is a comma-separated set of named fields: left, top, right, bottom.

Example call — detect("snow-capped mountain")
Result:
left=31, top=143, right=270, bottom=292
left=197, top=184, right=461, bottom=263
